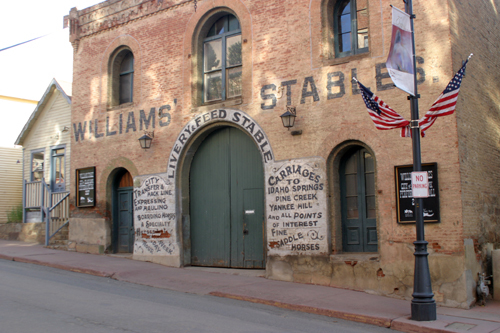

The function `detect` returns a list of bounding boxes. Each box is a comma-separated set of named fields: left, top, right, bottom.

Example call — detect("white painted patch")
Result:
left=133, top=174, right=178, bottom=257
left=266, top=157, right=329, bottom=255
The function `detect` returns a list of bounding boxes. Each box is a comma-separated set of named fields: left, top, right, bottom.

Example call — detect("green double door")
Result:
left=190, top=127, right=265, bottom=268
left=340, top=148, right=377, bottom=253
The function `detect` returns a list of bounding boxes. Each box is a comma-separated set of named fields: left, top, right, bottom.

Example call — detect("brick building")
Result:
left=67, top=0, right=500, bottom=308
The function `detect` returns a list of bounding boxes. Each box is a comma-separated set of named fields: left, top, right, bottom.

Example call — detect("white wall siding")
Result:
left=22, top=90, right=72, bottom=193
left=0, top=147, right=23, bottom=223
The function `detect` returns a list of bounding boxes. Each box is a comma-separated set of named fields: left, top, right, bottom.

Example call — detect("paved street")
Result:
left=0, top=260, right=397, bottom=333
left=1, top=240, right=499, bottom=333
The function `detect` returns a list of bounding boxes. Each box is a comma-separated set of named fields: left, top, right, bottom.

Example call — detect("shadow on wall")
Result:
left=0, top=222, right=67, bottom=244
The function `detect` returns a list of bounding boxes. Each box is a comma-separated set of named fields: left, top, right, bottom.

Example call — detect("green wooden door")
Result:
left=117, top=187, right=134, bottom=253
left=340, top=148, right=377, bottom=252
left=190, top=127, right=265, bottom=268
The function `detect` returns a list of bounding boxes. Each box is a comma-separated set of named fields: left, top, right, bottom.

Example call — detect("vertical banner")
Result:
left=386, top=6, right=415, bottom=95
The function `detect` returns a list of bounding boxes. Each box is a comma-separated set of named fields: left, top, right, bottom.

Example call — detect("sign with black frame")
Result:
left=395, top=163, right=440, bottom=224
left=76, top=167, right=95, bottom=207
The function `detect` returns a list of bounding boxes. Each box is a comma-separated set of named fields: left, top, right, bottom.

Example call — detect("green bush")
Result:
left=7, top=203, right=23, bottom=223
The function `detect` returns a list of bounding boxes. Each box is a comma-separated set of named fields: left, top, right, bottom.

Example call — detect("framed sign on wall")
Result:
left=76, top=167, right=95, bottom=207
left=394, top=163, right=440, bottom=224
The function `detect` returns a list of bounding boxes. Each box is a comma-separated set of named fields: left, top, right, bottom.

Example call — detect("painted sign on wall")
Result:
left=166, top=109, right=274, bottom=180
left=266, top=157, right=328, bottom=255
left=133, top=174, right=178, bottom=256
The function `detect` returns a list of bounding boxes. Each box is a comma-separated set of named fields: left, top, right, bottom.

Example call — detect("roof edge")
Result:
left=15, top=79, right=72, bottom=146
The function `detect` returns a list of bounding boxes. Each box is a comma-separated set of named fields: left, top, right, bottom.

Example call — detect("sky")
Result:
left=0, top=0, right=101, bottom=148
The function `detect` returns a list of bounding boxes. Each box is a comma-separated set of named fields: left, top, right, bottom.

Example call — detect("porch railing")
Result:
left=23, top=179, right=70, bottom=246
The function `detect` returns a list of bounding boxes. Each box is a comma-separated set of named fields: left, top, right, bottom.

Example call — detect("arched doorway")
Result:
left=339, top=147, right=377, bottom=252
left=112, top=169, right=134, bottom=253
left=189, top=126, right=265, bottom=268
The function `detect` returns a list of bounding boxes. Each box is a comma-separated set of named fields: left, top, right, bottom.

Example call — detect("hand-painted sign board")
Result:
left=395, top=163, right=440, bottom=224
left=76, top=167, right=96, bottom=207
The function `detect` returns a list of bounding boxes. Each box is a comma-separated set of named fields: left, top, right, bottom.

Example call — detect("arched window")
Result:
left=119, top=52, right=134, bottom=104
left=203, top=14, right=242, bottom=102
left=109, top=48, right=134, bottom=107
left=339, top=147, right=377, bottom=252
left=334, top=0, right=368, bottom=58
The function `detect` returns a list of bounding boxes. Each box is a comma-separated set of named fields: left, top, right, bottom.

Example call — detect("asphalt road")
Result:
left=0, top=259, right=398, bottom=333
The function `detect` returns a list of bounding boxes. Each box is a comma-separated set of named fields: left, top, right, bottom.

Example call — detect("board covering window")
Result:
left=31, top=150, right=44, bottom=181
left=203, top=14, right=242, bottom=102
left=51, top=147, right=65, bottom=192
left=334, top=0, right=369, bottom=58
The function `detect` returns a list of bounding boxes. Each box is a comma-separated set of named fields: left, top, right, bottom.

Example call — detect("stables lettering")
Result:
left=167, top=110, right=273, bottom=179
left=260, top=59, right=426, bottom=109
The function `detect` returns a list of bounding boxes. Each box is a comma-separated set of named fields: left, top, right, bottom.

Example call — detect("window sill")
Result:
left=193, top=97, right=243, bottom=113
left=107, top=102, right=134, bottom=112
left=322, top=51, right=370, bottom=67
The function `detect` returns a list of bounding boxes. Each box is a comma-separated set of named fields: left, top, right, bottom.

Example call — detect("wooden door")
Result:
left=117, top=187, right=134, bottom=253
left=340, top=148, right=377, bottom=252
left=190, top=127, right=265, bottom=268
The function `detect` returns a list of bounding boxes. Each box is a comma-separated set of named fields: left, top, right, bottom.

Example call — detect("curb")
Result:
left=0, top=254, right=14, bottom=261
left=2, top=255, right=112, bottom=278
left=391, top=319, right=457, bottom=333
left=209, top=291, right=393, bottom=328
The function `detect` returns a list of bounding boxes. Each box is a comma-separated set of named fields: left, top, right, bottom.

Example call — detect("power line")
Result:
left=0, top=35, right=48, bottom=53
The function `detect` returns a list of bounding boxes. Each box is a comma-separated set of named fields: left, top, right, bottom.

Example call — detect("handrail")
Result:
left=23, top=178, right=70, bottom=246
left=49, top=192, right=70, bottom=212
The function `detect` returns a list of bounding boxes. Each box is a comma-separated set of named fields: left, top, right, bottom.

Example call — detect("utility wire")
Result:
left=0, top=34, right=49, bottom=53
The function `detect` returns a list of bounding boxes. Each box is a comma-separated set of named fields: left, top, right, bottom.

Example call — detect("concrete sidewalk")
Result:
left=0, top=240, right=498, bottom=333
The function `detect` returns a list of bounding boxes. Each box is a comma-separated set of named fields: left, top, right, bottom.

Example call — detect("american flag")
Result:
left=402, top=57, right=471, bottom=137
left=420, top=58, right=469, bottom=136
left=357, top=80, right=410, bottom=131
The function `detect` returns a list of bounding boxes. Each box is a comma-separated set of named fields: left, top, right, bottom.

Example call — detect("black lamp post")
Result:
left=406, top=0, right=437, bottom=321
left=138, top=132, right=154, bottom=149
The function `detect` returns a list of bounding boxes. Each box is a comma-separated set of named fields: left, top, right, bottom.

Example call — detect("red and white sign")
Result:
left=411, top=171, right=429, bottom=198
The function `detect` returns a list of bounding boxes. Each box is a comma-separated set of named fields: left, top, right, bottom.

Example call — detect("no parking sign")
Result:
left=411, top=171, right=429, bottom=198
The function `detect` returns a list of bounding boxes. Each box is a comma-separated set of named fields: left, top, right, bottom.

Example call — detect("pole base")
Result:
left=411, top=302, right=437, bottom=321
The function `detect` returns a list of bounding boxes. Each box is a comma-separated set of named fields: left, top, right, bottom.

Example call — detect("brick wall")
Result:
left=69, top=0, right=468, bottom=251
left=67, top=0, right=499, bottom=305
left=449, top=0, right=500, bottom=252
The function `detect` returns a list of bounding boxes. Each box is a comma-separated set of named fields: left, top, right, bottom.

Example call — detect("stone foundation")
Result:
left=267, top=251, right=473, bottom=309
left=69, top=218, right=111, bottom=254
left=0, top=223, right=45, bottom=244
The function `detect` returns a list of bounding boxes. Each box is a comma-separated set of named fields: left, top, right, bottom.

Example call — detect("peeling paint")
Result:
left=269, top=241, right=279, bottom=248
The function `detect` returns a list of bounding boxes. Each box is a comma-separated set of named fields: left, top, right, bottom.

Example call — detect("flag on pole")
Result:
left=356, top=79, right=410, bottom=132
left=419, top=56, right=471, bottom=136
left=401, top=55, right=472, bottom=137
left=386, top=6, right=415, bottom=96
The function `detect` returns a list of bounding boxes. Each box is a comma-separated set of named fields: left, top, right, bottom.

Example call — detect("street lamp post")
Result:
left=405, top=0, right=437, bottom=321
